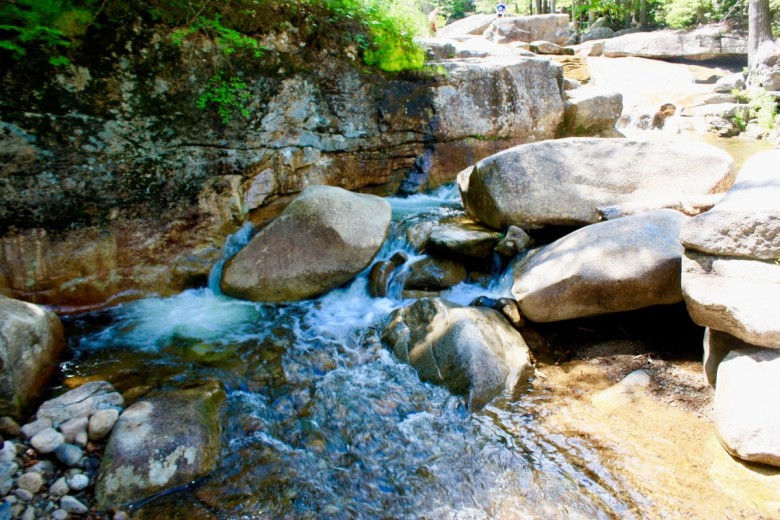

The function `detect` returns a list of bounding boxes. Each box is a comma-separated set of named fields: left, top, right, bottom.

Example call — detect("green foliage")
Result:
left=663, top=0, right=711, bottom=28
left=196, top=72, right=252, bottom=124
left=0, top=0, right=98, bottom=65
left=172, top=14, right=264, bottom=58
left=731, top=86, right=779, bottom=131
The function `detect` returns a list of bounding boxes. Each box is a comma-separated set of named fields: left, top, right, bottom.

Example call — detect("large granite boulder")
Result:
left=681, top=149, right=780, bottom=349
left=512, top=209, right=687, bottom=322
left=381, top=298, right=532, bottom=410
left=703, top=328, right=754, bottom=387
left=563, top=88, right=623, bottom=135
left=95, top=382, right=225, bottom=509
left=425, top=221, right=502, bottom=260
left=602, top=26, right=747, bottom=61
left=0, top=295, right=65, bottom=419
left=458, top=138, right=735, bottom=230
left=221, top=186, right=391, bottom=302
left=436, top=15, right=496, bottom=39
left=715, top=348, right=780, bottom=467
left=483, top=15, right=570, bottom=45
left=750, top=39, right=780, bottom=91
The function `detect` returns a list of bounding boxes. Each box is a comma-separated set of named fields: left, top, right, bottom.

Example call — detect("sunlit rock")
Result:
left=95, top=382, right=225, bottom=509
left=715, top=348, right=780, bottom=467
left=703, top=328, right=754, bottom=387
left=602, top=26, right=747, bottom=61
left=459, top=138, right=734, bottom=230
left=381, top=298, right=532, bottom=411
left=562, top=87, right=623, bottom=136
left=482, top=14, right=570, bottom=45
left=0, top=295, right=65, bottom=419
left=221, top=186, right=391, bottom=302
left=512, top=209, right=687, bottom=322
left=425, top=221, right=502, bottom=261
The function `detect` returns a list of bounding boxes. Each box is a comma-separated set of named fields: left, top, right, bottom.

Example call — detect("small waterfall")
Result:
left=208, top=222, right=255, bottom=294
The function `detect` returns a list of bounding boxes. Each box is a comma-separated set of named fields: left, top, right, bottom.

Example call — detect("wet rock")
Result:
left=59, top=417, right=88, bottom=446
left=66, top=473, right=89, bottom=491
left=495, top=226, right=532, bottom=258
left=715, top=348, right=780, bottom=467
left=29, top=428, right=64, bottom=454
left=95, top=382, right=225, bottom=509
left=382, top=298, right=532, bottom=411
left=36, top=381, right=124, bottom=427
left=49, top=477, right=70, bottom=498
left=15, top=488, right=33, bottom=502
left=512, top=210, right=687, bottom=322
left=221, top=186, right=391, bottom=303
left=406, top=221, right=437, bottom=252
left=404, top=257, right=467, bottom=291
left=592, top=370, right=651, bottom=411
left=425, top=222, right=502, bottom=260
left=21, top=506, right=36, bottom=520
left=459, top=137, right=734, bottom=230
left=0, top=296, right=66, bottom=419
left=88, top=408, right=120, bottom=441
left=26, top=460, right=54, bottom=479
left=470, top=296, right=525, bottom=330
left=563, top=88, right=623, bottom=136
left=0, top=442, right=15, bottom=464
left=368, top=261, right=396, bottom=298
left=54, top=444, right=83, bottom=468
left=51, top=509, right=69, bottom=520
left=21, top=419, right=52, bottom=440
left=602, top=27, right=747, bottom=61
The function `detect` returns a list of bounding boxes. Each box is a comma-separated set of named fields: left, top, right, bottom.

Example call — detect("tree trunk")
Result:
left=572, top=0, right=580, bottom=32
left=534, top=0, right=542, bottom=15
left=748, top=0, right=772, bottom=69
left=640, top=0, right=647, bottom=28
left=550, top=0, right=556, bottom=13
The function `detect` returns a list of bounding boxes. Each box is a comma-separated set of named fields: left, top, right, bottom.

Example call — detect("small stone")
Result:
left=88, top=409, right=119, bottom=441
left=20, top=419, right=52, bottom=440
left=54, top=444, right=83, bottom=468
left=51, top=509, right=70, bottom=520
left=0, top=462, right=17, bottom=481
left=0, top=478, right=14, bottom=496
left=26, top=460, right=55, bottom=479
left=66, top=473, right=89, bottom=491
left=21, top=506, right=36, bottom=520
left=74, top=431, right=88, bottom=448
left=16, top=472, right=44, bottom=494
left=113, top=512, right=130, bottom=520
left=0, top=442, right=16, bottom=464
left=30, top=428, right=64, bottom=454
left=49, top=477, right=70, bottom=499
left=14, top=488, right=33, bottom=502
left=0, top=417, right=21, bottom=438
left=11, top=504, right=24, bottom=518
left=58, top=417, right=88, bottom=445
left=60, top=495, right=88, bottom=514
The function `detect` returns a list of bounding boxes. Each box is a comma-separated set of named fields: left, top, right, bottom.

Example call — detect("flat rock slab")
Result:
left=682, top=252, right=780, bottom=348
left=602, top=26, right=747, bottom=61
left=681, top=149, right=780, bottom=260
left=459, top=137, right=734, bottom=230
left=425, top=221, right=502, bottom=260
left=95, top=382, right=225, bottom=509
left=382, top=298, right=531, bottom=411
left=715, top=348, right=780, bottom=467
left=221, top=185, right=391, bottom=302
left=37, top=381, right=124, bottom=427
left=512, top=209, right=687, bottom=322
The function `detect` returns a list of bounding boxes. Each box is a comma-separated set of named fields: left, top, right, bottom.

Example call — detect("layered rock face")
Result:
left=680, top=149, right=780, bottom=467
left=0, top=27, right=566, bottom=309
left=601, top=26, right=748, bottom=61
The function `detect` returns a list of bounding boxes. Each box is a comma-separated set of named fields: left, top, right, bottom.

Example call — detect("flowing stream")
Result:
left=58, top=185, right=662, bottom=519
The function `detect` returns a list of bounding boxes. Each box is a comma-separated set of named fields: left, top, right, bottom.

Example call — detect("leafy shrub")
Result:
left=662, top=0, right=712, bottom=28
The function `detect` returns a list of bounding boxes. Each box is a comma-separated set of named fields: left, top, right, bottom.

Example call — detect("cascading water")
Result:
left=60, top=185, right=651, bottom=519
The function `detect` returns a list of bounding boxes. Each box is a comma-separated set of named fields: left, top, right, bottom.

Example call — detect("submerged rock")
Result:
left=95, top=382, right=225, bottom=509
left=404, top=256, right=467, bottom=291
left=381, top=298, right=532, bottom=411
left=0, top=296, right=65, bottom=419
left=459, top=137, right=735, bottom=230
left=715, top=348, right=780, bottom=467
left=512, top=209, right=687, bottom=322
left=221, top=186, right=391, bottom=302
left=425, top=221, right=502, bottom=261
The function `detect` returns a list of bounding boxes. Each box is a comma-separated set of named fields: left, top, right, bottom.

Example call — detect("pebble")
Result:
left=0, top=417, right=21, bottom=438
left=30, top=428, right=64, bottom=454
left=60, top=495, right=88, bottom=514
left=21, top=506, right=36, bottom=520
left=54, top=444, right=83, bottom=468
left=66, top=473, right=89, bottom=491
left=88, top=408, right=120, bottom=441
left=74, top=431, right=88, bottom=448
left=51, top=509, right=70, bottom=520
left=0, top=478, right=13, bottom=496
left=16, top=472, right=43, bottom=494
left=49, top=477, right=70, bottom=498
left=26, top=460, right=55, bottom=479
left=0, top=462, right=17, bottom=481
left=14, top=488, right=33, bottom=502
left=58, top=417, right=88, bottom=445
left=0, top=442, right=15, bottom=464
left=20, top=419, right=52, bottom=440
left=113, top=512, right=130, bottom=520
left=11, top=504, right=24, bottom=518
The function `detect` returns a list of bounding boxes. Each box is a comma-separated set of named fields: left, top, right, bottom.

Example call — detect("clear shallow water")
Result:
left=61, top=187, right=644, bottom=519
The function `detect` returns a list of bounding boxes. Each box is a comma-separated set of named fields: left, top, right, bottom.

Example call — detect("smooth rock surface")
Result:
left=36, top=381, right=123, bottom=427
left=221, top=186, right=391, bottom=302
left=715, top=348, right=780, bottom=467
left=0, top=296, right=65, bottom=419
left=512, top=210, right=688, bottom=322
left=602, top=26, right=747, bottom=61
left=459, top=138, right=734, bottom=230
left=563, top=88, right=623, bottom=135
left=482, top=14, right=570, bottom=45
left=381, top=298, right=532, bottom=411
left=95, top=382, right=225, bottom=509
left=703, top=328, right=754, bottom=387
left=425, top=221, right=502, bottom=260
left=404, top=257, right=467, bottom=291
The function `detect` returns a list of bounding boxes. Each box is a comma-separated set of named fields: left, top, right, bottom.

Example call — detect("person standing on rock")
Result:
left=429, top=7, right=440, bottom=34
left=496, top=3, right=507, bottom=17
